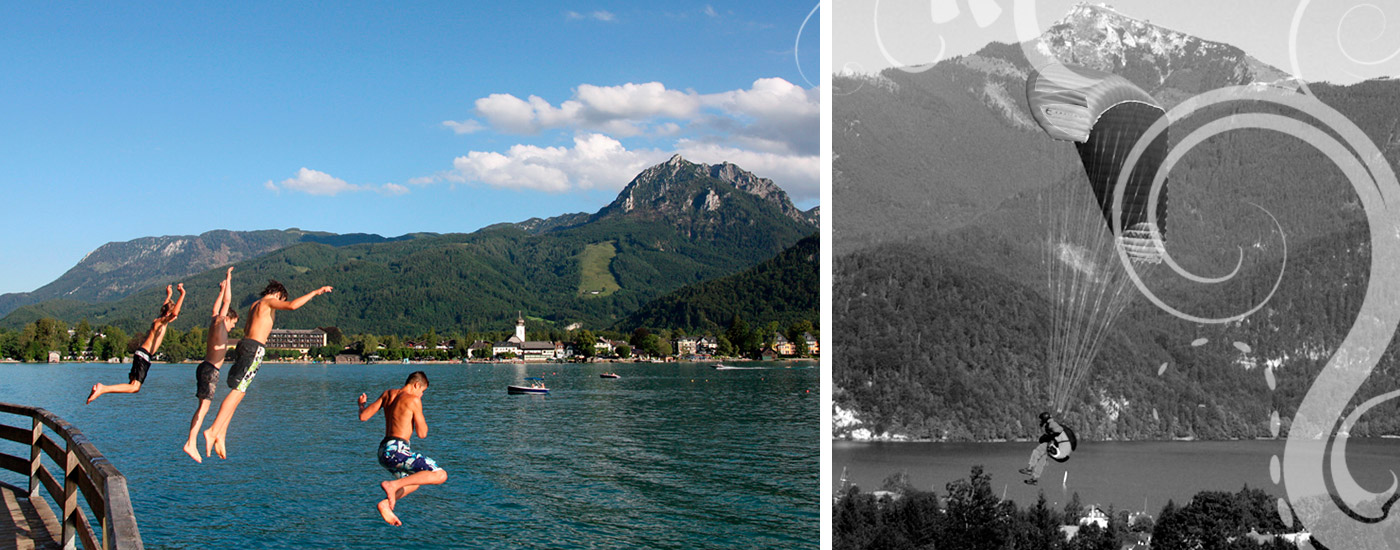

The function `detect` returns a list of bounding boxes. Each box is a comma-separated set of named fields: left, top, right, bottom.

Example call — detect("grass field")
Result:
left=578, top=241, right=621, bottom=297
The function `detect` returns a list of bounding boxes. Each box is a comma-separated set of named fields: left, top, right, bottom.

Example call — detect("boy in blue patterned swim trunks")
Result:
left=358, top=371, right=447, bottom=526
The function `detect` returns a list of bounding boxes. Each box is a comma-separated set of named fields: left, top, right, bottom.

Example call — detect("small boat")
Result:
left=600, top=373, right=620, bottom=379
left=507, top=377, right=549, bottom=394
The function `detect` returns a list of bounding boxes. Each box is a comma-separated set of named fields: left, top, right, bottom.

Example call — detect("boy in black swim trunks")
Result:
left=358, top=371, right=447, bottom=526
left=86, top=283, right=186, bottom=404
left=203, top=279, right=333, bottom=459
left=184, top=267, right=237, bottom=463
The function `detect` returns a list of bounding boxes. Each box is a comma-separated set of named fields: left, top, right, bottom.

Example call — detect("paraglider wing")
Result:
left=1028, top=64, right=1169, bottom=263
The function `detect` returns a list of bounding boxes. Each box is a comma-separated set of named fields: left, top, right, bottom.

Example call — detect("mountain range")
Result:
left=833, top=3, right=1400, bottom=440
left=2, top=155, right=818, bottom=336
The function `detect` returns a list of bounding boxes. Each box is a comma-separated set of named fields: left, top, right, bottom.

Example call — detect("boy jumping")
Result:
left=183, top=267, right=238, bottom=463
left=358, top=371, right=448, bottom=526
left=203, top=279, right=332, bottom=459
left=86, top=283, right=186, bottom=404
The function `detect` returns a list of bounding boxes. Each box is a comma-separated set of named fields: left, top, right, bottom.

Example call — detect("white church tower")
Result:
left=515, top=311, right=526, bottom=341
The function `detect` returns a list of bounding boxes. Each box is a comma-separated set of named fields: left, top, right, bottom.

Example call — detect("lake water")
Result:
left=835, top=438, right=1400, bottom=513
left=0, top=361, right=818, bottom=549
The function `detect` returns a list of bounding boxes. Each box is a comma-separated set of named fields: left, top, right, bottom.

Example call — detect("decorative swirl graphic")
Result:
left=1290, top=0, right=1400, bottom=96
left=1116, top=87, right=1400, bottom=546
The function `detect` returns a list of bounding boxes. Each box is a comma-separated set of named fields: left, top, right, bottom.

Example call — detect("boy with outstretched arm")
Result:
left=358, top=371, right=448, bottom=526
left=202, top=279, right=332, bottom=459
left=183, top=267, right=237, bottom=463
left=86, top=283, right=186, bottom=403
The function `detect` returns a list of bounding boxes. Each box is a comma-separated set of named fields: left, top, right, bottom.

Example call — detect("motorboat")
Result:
left=600, top=372, right=620, bottom=379
left=507, top=377, right=549, bottom=394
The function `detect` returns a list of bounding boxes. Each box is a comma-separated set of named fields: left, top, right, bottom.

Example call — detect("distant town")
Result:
left=0, top=313, right=818, bottom=364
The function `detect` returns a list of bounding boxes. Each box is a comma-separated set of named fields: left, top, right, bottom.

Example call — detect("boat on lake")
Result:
left=508, top=377, right=549, bottom=394
left=600, top=373, right=620, bottom=379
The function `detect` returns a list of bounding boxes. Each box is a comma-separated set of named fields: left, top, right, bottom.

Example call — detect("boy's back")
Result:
left=379, top=388, right=423, bottom=441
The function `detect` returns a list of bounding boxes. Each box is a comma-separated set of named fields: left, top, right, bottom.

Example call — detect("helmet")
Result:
left=1038, top=412, right=1052, bottom=424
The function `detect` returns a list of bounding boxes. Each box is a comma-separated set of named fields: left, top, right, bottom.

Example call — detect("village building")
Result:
left=773, top=332, right=796, bottom=356
left=673, top=336, right=698, bottom=356
left=266, top=328, right=328, bottom=351
left=495, top=313, right=563, bottom=361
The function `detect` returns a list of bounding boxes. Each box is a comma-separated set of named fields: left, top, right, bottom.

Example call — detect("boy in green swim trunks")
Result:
left=183, top=267, right=238, bottom=463
left=203, top=279, right=333, bottom=459
left=86, top=283, right=186, bottom=404
left=358, top=371, right=447, bottom=526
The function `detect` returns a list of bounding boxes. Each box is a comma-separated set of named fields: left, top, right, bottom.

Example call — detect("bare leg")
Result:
left=203, top=389, right=245, bottom=459
left=381, top=469, right=448, bottom=509
left=86, top=381, right=141, bottom=404
left=184, top=399, right=212, bottom=463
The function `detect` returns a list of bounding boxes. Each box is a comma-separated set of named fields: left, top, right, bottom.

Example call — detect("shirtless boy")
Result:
left=86, top=283, right=186, bottom=404
left=183, top=267, right=237, bottom=463
left=202, top=279, right=332, bottom=459
left=358, top=371, right=448, bottom=526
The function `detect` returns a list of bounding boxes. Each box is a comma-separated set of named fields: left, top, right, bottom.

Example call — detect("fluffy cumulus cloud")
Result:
left=449, top=78, right=816, bottom=154
left=264, top=168, right=407, bottom=196
left=430, top=78, right=819, bottom=203
left=446, top=134, right=668, bottom=193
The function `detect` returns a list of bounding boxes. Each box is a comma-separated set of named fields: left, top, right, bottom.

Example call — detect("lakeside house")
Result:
left=266, top=328, right=329, bottom=351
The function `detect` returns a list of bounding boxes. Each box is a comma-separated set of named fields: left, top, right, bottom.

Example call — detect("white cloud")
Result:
left=423, top=132, right=817, bottom=204
left=264, top=168, right=409, bottom=197
left=446, top=133, right=667, bottom=193
left=703, top=5, right=718, bottom=17
left=466, top=78, right=818, bottom=154
left=442, top=119, right=484, bottom=134
left=565, top=10, right=615, bottom=21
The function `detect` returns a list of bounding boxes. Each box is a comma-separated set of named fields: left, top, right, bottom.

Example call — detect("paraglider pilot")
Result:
left=1020, top=412, right=1072, bottom=485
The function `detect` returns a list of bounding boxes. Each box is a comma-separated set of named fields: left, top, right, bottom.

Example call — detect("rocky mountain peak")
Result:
left=1033, top=2, right=1296, bottom=95
left=601, top=155, right=812, bottom=226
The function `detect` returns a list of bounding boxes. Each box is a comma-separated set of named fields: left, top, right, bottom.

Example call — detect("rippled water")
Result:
left=0, top=361, right=818, bottom=549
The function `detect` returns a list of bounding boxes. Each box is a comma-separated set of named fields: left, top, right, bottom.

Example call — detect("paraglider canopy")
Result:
left=1027, top=63, right=1169, bottom=264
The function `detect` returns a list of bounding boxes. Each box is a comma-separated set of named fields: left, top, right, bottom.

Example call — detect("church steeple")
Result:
left=515, top=311, right=526, bottom=341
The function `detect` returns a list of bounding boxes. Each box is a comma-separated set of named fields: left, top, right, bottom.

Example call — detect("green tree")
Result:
left=616, top=344, right=632, bottom=358
left=942, top=466, right=1008, bottom=550
left=360, top=334, right=380, bottom=358
left=572, top=330, right=598, bottom=359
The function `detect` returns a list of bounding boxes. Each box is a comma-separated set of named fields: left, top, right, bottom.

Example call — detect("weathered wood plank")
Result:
left=0, top=482, right=61, bottom=550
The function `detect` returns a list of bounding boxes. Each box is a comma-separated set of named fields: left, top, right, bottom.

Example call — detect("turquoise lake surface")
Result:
left=0, top=361, right=818, bottom=549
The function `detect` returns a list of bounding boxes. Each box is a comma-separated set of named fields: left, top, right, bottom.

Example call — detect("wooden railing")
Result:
left=0, top=402, right=142, bottom=550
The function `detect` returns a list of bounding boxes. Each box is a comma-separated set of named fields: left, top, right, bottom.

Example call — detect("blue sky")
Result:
left=0, top=1, right=821, bottom=295
left=836, top=0, right=1400, bottom=84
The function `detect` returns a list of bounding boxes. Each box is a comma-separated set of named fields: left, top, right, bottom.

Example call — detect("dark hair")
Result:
left=225, top=308, right=239, bottom=320
left=1038, top=412, right=1052, bottom=424
left=406, top=371, right=429, bottom=388
left=159, top=301, right=174, bottom=317
left=261, top=279, right=288, bottom=300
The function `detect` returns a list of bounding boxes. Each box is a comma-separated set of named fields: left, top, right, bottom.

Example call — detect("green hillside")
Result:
left=2, top=157, right=815, bottom=337
left=618, top=232, right=819, bottom=333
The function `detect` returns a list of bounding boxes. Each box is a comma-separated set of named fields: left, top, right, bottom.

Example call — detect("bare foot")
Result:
left=376, top=499, right=402, bottom=526
left=202, top=428, right=216, bottom=457
left=213, top=434, right=228, bottom=460
left=86, top=384, right=104, bottom=404
left=381, top=480, right=399, bottom=509
left=182, top=441, right=203, bottom=463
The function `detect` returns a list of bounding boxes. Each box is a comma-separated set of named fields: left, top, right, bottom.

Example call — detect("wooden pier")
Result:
left=0, top=403, right=141, bottom=550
